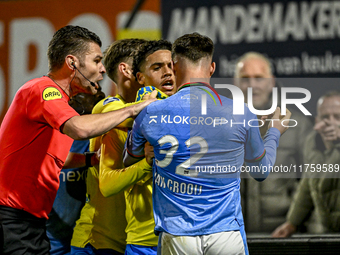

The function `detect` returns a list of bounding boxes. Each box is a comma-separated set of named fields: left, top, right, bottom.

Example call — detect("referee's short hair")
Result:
left=47, top=25, right=102, bottom=72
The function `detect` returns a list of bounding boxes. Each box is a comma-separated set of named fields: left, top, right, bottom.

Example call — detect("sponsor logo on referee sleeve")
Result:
left=42, top=87, right=62, bottom=101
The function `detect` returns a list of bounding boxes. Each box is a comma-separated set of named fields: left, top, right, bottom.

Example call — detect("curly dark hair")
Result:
left=132, top=39, right=172, bottom=78
left=47, top=25, right=102, bottom=72
left=172, top=32, right=214, bottom=63
left=103, top=38, right=147, bottom=83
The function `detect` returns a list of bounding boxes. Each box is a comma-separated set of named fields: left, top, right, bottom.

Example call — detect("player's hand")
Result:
left=258, top=112, right=275, bottom=136
left=131, top=96, right=157, bottom=117
left=270, top=107, right=292, bottom=135
left=271, top=222, right=296, bottom=238
left=145, top=142, right=155, bottom=166
left=142, top=90, right=158, bottom=100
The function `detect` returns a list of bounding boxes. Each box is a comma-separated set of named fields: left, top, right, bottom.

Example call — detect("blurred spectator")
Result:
left=47, top=90, right=105, bottom=255
left=272, top=91, right=340, bottom=237
left=234, top=52, right=313, bottom=233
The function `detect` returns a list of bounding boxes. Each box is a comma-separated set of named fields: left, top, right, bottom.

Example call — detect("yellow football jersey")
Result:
left=71, top=95, right=151, bottom=252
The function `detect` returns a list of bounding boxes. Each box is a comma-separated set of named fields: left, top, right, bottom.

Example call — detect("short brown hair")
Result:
left=103, top=38, right=147, bottom=83
left=172, top=32, right=214, bottom=63
left=47, top=25, right=102, bottom=72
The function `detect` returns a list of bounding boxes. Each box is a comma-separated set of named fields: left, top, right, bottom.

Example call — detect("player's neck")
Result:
left=177, top=73, right=211, bottom=88
left=178, top=63, right=211, bottom=83
left=119, top=80, right=140, bottom=103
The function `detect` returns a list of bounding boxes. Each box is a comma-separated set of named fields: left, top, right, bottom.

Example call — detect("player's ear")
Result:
left=66, top=55, right=76, bottom=70
left=172, top=60, right=177, bottom=76
left=210, top=62, right=216, bottom=77
left=119, top=63, right=133, bottom=79
left=136, top=72, right=145, bottom=85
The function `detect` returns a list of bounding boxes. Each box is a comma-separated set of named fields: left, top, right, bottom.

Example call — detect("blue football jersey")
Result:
left=126, top=83, right=280, bottom=236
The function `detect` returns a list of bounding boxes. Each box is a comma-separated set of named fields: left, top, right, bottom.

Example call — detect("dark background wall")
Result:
left=162, top=0, right=340, bottom=116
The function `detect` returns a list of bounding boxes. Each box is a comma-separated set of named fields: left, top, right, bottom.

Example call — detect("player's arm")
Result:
left=99, top=132, right=152, bottom=197
left=123, top=132, right=146, bottom=167
left=122, top=88, right=163, bottom=165
left=245, top=107, right=291, bottom=181
left=61, top=97, right=156, bottom=140
left=100, top=100, right=147, bottom=128
left=83, top=97, right=151, bottom=196
left=63, top=150, right=100, bottom=169
left=245, top=128, right=280, bottom=181
left=123, top=109, right=149, bottom=167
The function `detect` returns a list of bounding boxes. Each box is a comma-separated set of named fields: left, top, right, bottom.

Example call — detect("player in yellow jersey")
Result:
left=70, top=38, right=155, bottom=255
left=100, top=40, right=176, bottom=255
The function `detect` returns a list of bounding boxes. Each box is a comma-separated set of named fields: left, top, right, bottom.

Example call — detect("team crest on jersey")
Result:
left=181, top=94, right=198, bottom=100
left=43, top=87, right=62, bottom=101
left=103, top=97, right=120, bottom=105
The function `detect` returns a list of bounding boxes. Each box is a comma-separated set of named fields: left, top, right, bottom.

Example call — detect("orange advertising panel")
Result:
left=0, top=0, right=160, bottom=122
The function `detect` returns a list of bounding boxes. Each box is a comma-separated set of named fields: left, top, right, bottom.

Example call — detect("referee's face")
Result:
left=138, top=50, right=177, bottom=96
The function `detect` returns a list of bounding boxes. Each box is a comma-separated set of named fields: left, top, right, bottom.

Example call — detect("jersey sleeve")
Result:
left=99, top=129, right=152, bottom=197
left=27, top=85, right=79, bottom=131
left=244, top=109, right=281, bottom=181
left=123, top=108, right=148, bottom=166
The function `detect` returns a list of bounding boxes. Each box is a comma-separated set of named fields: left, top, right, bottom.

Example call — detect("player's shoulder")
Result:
left=23, top=76, right=66, bottom=101
left=133, top=98, right=165, bottom=125
left=93, top=95, right=125, bottom=114
left=219, top=94, right=235, bottom=105
left=103, top=96, right=122, bottom=105
left=145, top=96, right=169, bottom=110
left=219, top=94, right=250, bottom=115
